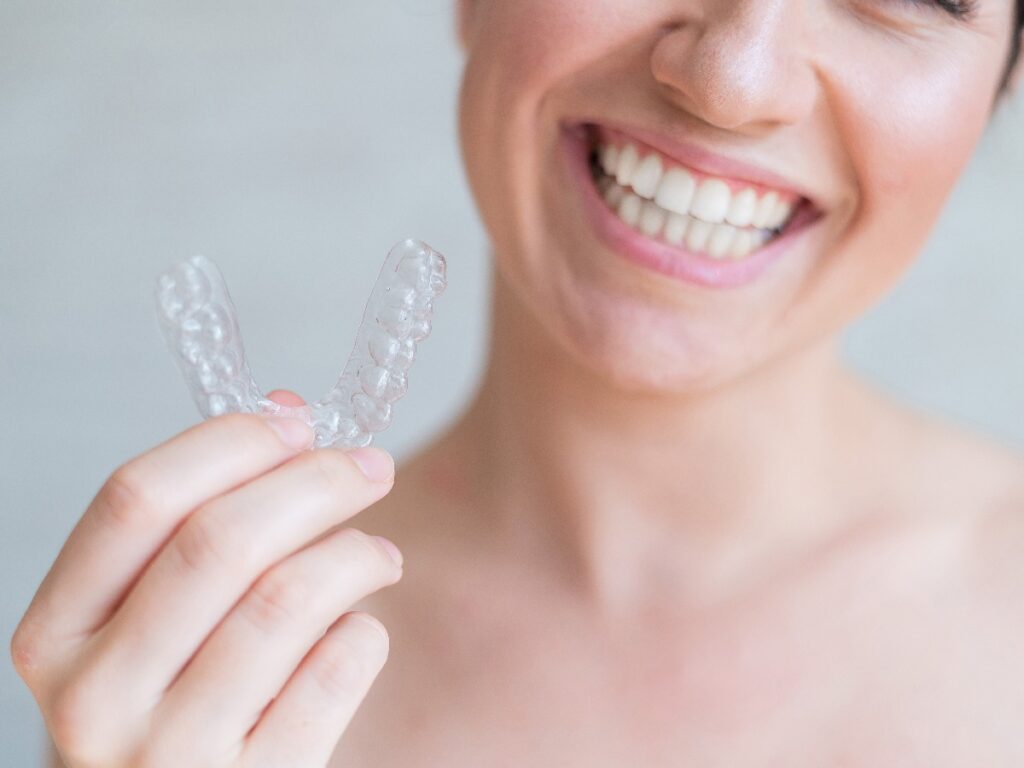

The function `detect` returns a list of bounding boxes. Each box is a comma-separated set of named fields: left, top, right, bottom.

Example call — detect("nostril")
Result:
left=649, top=13, right=815, bottom=133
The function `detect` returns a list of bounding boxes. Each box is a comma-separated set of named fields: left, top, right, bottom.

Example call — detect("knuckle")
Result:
left=9, top=620, right=43, bottom=683
left=314, top=642, right=367, bottom=698
left=9, top=613, right=65, bottom=689
left=335, top=526, right=377, bottom=560
left=241, top=567, right=310, bottom=633
left=95, top=461, right=162, bottom=530
left=170, top=507, right=257, bottom=575
left=334, top=528, right=400, bottom=578
left=301, top=449, right=360, bottom=502
left=314, top=619, right=389, bottom=698
left=211, top=412, right=282, bottom=450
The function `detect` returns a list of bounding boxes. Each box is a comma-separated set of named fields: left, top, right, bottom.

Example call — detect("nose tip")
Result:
left=651, top=7, right=815, bottom=133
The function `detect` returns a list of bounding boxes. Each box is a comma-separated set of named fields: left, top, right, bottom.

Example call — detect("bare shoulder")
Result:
left=904, top=402, right=1024, bottom=505
left=853, top=393, right=1024, bottom=737
left=957, top=435, right=1024, bottom=607
left=916, top=413, right=1024, bottom=526
left=908, top=404, right=1024, bottom=520
left=904, top=410, right=1024, bottom=615
left=932, top=423, right=1024, bottom=715
left=894, top=418, right=1024, bottom=761
left=854, top=378, right=1024, bottom=606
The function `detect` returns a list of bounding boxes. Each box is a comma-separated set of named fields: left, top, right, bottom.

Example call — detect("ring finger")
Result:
left=144, top=525, right=402, bottom=759
left=83, top=447, right=394, bottom=714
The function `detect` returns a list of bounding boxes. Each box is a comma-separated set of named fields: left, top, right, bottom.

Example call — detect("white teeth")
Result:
left=639, top=201, right=667, bottom=237
left=730, top=230, right=755, bottom=259
left=707, top=223, right=737, bottom=259
left=594, top=142, right=798, bottom=260
left=690, top=178, right=732, bottom=224
left=654, top=168, right=697, bottom=217
left=685, top=219, right=713, bottom=252
left=766, top=197, right=793, bottom=229
left=664, top=213, right=689, bottom=245
left=726, top=187, right=757, bottom=228
left=751, top=190, right=779, bottom=229
left=616, top=144, right=640, bottom=187
left=603, top=182, right=626, bottom=209
left=600, top=144, right=620, bottom=176
left=631, top=154, right=663, bottom=199
left=618, top=193, right=643, bottom=228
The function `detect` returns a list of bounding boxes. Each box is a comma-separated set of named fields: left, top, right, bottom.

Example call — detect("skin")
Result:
left=11, top=0, right=1024, bottom=766
left=13, top=393, right=404, bottom=767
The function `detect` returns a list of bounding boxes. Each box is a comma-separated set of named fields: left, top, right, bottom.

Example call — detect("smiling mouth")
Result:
left=584, top=125, right=810, bottom=262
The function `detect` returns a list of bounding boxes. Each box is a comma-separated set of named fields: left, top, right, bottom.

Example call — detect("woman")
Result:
left=13, top=1, right=1024, bottom=765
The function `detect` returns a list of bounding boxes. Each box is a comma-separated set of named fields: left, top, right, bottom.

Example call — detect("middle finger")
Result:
left=148, top=524, right=402, bottom=759
left=82, top=447, right=394, bottom=709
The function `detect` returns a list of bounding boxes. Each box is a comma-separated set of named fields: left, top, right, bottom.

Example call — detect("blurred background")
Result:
left=1, top=2, right=1021, bottom=763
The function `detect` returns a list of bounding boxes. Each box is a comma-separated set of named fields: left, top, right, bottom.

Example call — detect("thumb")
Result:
left=265, top=389, right=307, bottom=407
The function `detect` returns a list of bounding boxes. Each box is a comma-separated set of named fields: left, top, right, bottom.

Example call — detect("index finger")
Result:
left=20, top=411, right=314, bottom=649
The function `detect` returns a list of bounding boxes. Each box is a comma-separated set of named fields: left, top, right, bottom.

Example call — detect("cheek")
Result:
left=458, top=0, right=641, bottom=253
left=861, top=66, right=990, bottom=203
left=457, top=2, right=628, bottom=313
left=465, top=0, right=630, bottom=74
left=784, top=43, right=1004, bottom=345
left=459, top=0, right=608, bottom=141
left=832, top=49, right=996, bottom=270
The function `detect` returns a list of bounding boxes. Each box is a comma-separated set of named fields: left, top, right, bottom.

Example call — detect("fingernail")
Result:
left=265, top=417, right=314, bottom=450
left=350, top=612, right=390, bottom=645
left=347, top=447, right=394, bottom=483
left=373, top=535, right=404, bottom=566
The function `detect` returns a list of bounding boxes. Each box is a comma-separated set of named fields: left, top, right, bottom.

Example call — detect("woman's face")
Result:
left=456, top=0, right=1019, bottom=393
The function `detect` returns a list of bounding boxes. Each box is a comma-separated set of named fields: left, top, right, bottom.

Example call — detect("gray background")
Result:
left=1, top=2, right=1021, bottom=763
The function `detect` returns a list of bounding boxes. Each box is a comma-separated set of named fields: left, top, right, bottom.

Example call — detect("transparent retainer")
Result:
left=154, top=239, right=447, bottom=449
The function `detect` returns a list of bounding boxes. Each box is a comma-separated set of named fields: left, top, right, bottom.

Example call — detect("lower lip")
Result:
left=561, top=126, right=822, bottom=290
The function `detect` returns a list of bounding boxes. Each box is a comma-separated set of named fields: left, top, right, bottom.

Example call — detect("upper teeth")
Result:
left=598, top=142, right=795, bottom=230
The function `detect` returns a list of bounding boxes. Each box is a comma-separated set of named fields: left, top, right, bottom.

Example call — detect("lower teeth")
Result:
left=589, top=156, right=780, bottom=260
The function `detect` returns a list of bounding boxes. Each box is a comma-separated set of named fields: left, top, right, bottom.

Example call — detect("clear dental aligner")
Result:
left=154, top=239, right=447, bottom=449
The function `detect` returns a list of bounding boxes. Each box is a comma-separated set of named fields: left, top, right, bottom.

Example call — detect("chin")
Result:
left=502, top=250, right=774, bottom=397
left=574, top=315, right=767, bottom=397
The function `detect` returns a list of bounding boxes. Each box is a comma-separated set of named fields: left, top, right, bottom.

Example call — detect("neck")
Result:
left=445, top=268, right=885, bottom=609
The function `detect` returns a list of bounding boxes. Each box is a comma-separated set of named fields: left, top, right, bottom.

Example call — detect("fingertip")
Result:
left=340, top=612, right=390, bottom=657
left=346, top=448, right=395, bottom=484
left=266, top=389, right=307, bottom=407
left=265, top=417, right=316, bottom=451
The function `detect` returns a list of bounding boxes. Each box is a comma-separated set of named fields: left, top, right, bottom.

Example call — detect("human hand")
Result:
left=11, top=391, right=402, bottom=767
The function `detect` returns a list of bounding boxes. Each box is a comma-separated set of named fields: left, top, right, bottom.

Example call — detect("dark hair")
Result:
left=1006, top=0, right=1024, bottom=93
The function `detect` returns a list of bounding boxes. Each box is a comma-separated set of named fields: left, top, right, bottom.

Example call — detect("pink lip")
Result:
left=561, top=124, right=823, bottom=290
left=590, top=121, right=817, bottom=204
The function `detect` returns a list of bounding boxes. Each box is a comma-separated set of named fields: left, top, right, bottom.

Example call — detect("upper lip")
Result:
left=583, top=120, right=820, bottom=210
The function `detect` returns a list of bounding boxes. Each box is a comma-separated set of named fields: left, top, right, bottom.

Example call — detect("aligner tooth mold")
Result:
left=154, top=239, right=447, bottom=449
